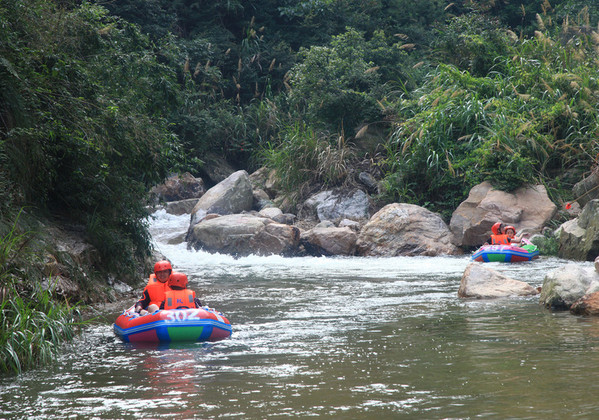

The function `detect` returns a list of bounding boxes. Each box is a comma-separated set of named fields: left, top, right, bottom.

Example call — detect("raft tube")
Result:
left=113, top=306, right=232, bottom=343
left=471, top=244, right=539, bottom=263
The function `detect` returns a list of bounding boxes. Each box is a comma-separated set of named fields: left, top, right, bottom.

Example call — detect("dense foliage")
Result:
left=0, top=283, right=78, bottom=374
left=382, top=6, right=599, bottom=218
left=0, top=0, right=183, bottom=270
left=0, top=211, right=79, bottom=375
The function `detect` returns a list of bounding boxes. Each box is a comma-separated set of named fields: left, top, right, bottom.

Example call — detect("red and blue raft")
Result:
left=471, top=243, right=540, bottom=263
left=113, top=306, right=232, bottom=343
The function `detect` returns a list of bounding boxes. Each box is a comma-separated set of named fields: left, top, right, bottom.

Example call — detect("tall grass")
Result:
left=0, top=211, right=79, bottom=375
left=261, top=122, right=356, bottom=203
left=0, top=282, right=78, bottom=375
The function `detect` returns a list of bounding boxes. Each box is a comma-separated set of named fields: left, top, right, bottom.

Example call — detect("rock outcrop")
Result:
left=450, top=182, right=556, bottom=247
left=458, top=262, right=539, bottom=298
left=557, top=199, right=599, bottom=261
left=356, top=203, right=460, bottom=256
left=303, top=189, right=371, bottom=223
left=188, top=170, right=254, bottom=231
left=301, top=226, right=357, bottom=256
left=188, top=213, right=300, bottom=256
left=570, top=291, right=599, bottom=316
left=573, top=168, right=599, bottom=208
left=539, top=263, right=599, bottom=310
left=151, top=172, right=205, bottom=202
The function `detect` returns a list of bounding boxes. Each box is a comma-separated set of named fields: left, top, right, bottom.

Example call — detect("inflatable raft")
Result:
left=113, top=306, right=232, bottom=343
left=471, top=244, right=539, bottom=263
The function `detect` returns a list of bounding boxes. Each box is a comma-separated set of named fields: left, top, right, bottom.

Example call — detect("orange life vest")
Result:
left=145, top=274, right=171, bottom=307
left=163, top=289, right=196, bottom=310
left=491, top=234, right=510, bottom=245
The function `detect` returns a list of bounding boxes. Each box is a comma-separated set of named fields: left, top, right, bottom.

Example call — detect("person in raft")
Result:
left=488, top=224, right=526, bottom=245
left=484, top=222, right=506, bottom=245
left=159, top=272, right=202, bottom=310
left=504, top=225, right=525, bottom=246
left=134, top=260, right=172, bottom=315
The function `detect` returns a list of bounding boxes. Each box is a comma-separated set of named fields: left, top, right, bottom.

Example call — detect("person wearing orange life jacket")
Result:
left=490, top=232, right=511, bottom=245
left=484, top=222, right=506, bottom=245
left=504, top=225, right=525, bottom=245
left=159, top=272, right=202, bottom=310
left=489, top=225, right=525, bottom=245
left=134, top=260, right=172, bottom=315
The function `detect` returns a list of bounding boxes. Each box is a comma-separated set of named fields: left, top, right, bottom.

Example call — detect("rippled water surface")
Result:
left=2, top=210, right=599, bottom=419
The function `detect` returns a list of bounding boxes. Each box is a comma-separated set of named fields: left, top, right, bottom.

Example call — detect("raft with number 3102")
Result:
left=113, top=306, right=232, bottom=343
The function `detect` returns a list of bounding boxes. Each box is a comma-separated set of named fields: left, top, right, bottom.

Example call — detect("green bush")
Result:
left=287, top=28, right=403, bottom=135
left=382, top=13, right=599, bottom=217
left=261, top=122, right=355, bottom=203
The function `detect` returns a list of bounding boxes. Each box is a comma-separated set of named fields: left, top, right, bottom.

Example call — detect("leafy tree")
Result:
left=287, top=28, right=410, bottom=135
left=0, top=0, right=181, bottom=269
left=432, top=12, right=516, bottom=76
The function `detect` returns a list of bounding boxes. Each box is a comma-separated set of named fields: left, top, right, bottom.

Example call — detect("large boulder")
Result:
left=450, top=182, right=557, bottom=247
left=539, top=263, right=599, bottom=310
left=356, top=203, right=460, bottom=256
left=188, top=213, right=300, bottom=257
left=164, top=198, right=199, bottom=215
left=458, top=263, right=539, bottom=298
left=301, top=226, right=357, bottom=256
left=188, top=170, right=254, bottom=231
left=557, top=199, right=599, bottom=261
left=573, top=169, right=599, bottom=208
left=303, top=189, right=370, bottom=223
left=151, top=172, right=205, bottom=202
left=196, top=152, right=236, bottom=185
left=249, top=167, right=279, bottom=198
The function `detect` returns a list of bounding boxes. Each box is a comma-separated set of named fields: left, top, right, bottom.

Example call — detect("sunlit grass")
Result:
left=0, top=282, right=79, bottom=375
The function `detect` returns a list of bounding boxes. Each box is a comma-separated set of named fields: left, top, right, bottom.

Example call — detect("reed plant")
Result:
left=261, top=122, right=355, bottom=203
left=0, top=212, right=79, bottom=375
left=0, top=282, right=78, bottom=375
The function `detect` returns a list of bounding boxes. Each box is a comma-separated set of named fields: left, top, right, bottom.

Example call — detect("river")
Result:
left=2, top=209, right=599, bottom=419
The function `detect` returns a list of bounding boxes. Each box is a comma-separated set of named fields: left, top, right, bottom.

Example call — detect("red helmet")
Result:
left=505, top=225, right=516, bottom=234
left=154, top=260, right=172, bottom=274
left=491, top=222, right=502, bottom=235
left=168, top=272, right=188, bottom=288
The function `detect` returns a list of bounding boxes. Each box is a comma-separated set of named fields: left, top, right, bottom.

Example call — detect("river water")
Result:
left=2, top=209, right=599, bottom=419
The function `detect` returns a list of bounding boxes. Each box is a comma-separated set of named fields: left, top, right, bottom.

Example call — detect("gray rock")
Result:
left=304, top=189, right=370, bottom=222
left=458, top=263, right=538, bottom=298
left=573, top=169, right=599, bottom=208
left=259, top=207, right=283, bottom=219
left=356, top=203, right=460, bottom=256
left=358, top=172, right=378, bottom=191
left=188, top=214, right=300, bottom=256
left=557, top=199, right=599, bottom=260
left=165, top=198, right=199, bottom=215
left=189, top=170, right=254, bottom=231
left=151, top=172, right=205, bottom=202
left=539, top=263, right=599, bottom=310
left=301, top=226, right=357, bottom=256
